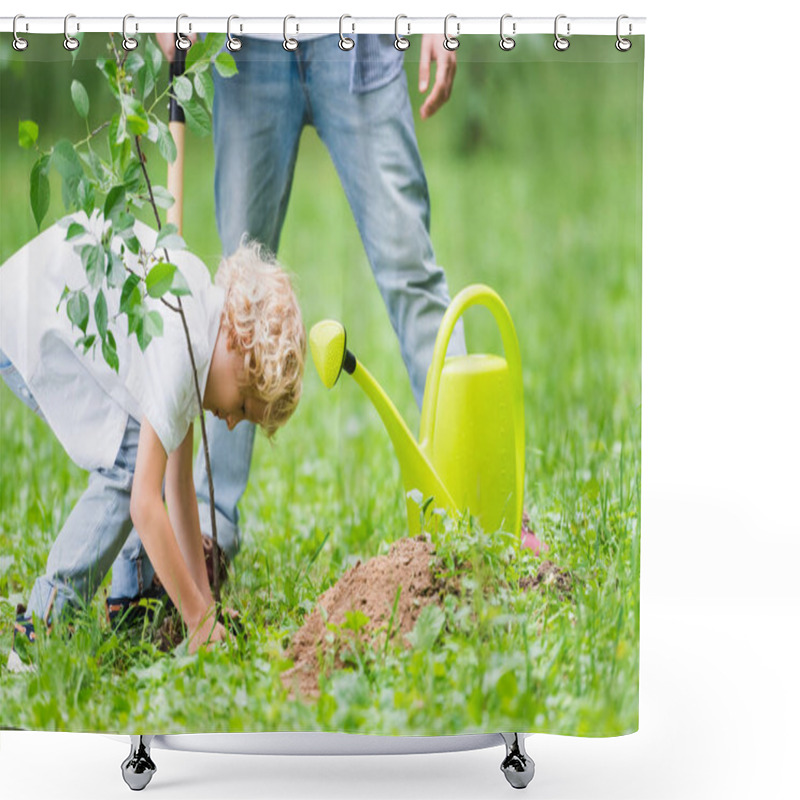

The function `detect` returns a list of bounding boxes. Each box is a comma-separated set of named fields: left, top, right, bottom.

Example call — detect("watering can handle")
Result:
left=419, top=284, right=525, bottom=531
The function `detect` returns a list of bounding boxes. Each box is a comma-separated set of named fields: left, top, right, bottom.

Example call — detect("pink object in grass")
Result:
left=520, top=512, right=548, bottom=555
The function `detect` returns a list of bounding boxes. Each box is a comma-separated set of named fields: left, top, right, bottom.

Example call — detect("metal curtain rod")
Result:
left=1, top=15, right=645, bottom=37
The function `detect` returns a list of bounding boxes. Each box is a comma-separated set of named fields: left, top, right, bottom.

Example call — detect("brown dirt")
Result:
left=282, top=536, right=442, bottom=698
left=519, top=560, right=573, bottom=597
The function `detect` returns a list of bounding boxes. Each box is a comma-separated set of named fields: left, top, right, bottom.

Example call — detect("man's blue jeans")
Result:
left=112, top=35, right=465, bottom=597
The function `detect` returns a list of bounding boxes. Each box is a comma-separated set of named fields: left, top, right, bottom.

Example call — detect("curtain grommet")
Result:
left=554, top=15, right=570, bottom=51
left=616, top=15, right=632, bottom=51
left=443, top=14, right=460, bottom=51
left=227, top=15, right=242, bottom=52
left=283, top=15, right=299, bottom=51
left=499, top=14, right=516, bottom=51
left=12, top=14, right=29, bottom=51
left=394, top=14, right=410, bottom=51
left=175, top=14, right=192, bottom=51
left=63, top=14, right=80, bottom=51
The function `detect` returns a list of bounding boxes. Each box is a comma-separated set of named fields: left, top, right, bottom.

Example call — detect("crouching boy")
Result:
left=0, top=213, right=305, bottom=657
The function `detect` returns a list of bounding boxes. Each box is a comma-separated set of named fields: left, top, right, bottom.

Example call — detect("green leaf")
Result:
left=97, top=57, right=118, bottom=91
left=67, top=291, right=90, bottom=333
left=30, top=156, right=51, bottom=230
left=65, top=222, right=86, bottom=241
left=52, top=140, right=84, bottom=211
left=109, top=114, right=127, bottom=153
left=151, top=186, right=175, bottom=209
left=75, top=334, right=96, bottom=352
left=181, top=99, right=212, bottom=137
left=144, top=117, right=159, bottom=144
left=145, top=36, right=163, bottom=78
left=114, top=212, right=136, bottom=233
left=102, top=331, right=120, bottom=372
left=76, top=177, right=96, bottom=217
left=146, top=261, right=176, bottom=298
left=70, top=80, right=90, bottom=119
left=57, top=285, right=71, bottom=311
left=203, top=33, right=226, bottom=57
left=120, top=274, right=142, bottom=313
left=137, top=68, right=156, bottom=105
left=169, top=267, right=192, bottom=297
left=405, top=604, right=445, bottom=650
left=81, top=244, right=105, bottom=289
left=173, top=75, right=193, bottom=104
left=155, top=224, right=186, bottom=251
left=52, top=139, right=83, bottom=180
left=214, top=51, right=238, bottom=78
left=103, top=185, right=127, bottom=222
left=136, top=310, right=163, bottom=350
left=79, top=148, right=105, bottom=184
left=106, top=252, right=127, bottom=287
left=94, top=291, right=108, bottom=339
left=120, top=230, right=141, bottom=256
left=121, top=94, right=149, bottom=137
left=145, top=310, right=163, bottom=338
left=185, top=38, right=208, bottom=70
left=155, top=119, right=177, bottom=164
left=125, top=52, right=145, bottom=75
left=193, top=70, right=214, bottom=105
left=18, top=120, right=39, bottom=149
left=122, top=159, right=142, bottom=190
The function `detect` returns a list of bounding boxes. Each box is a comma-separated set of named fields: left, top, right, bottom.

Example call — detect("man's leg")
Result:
left=110, top=40, right=309, bottom=599
left=195, top=38, right=310, bottom=547
left=306, top=37, right=466, bottom=408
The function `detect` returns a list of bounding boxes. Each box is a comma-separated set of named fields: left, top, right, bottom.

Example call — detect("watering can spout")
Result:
left=310, top=321, right=456, bottom=531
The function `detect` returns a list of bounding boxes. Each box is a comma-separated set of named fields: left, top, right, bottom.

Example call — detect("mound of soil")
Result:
left=282, top=536, right=441, bottom=698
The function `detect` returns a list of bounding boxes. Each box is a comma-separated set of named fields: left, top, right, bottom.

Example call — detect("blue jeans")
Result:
left=113, top=35, right=465, bottom=596
left=1, top=350, right=140, bottom=622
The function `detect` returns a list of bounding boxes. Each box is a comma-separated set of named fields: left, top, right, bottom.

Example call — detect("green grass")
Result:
left=0, top=36, right=642, bottom=736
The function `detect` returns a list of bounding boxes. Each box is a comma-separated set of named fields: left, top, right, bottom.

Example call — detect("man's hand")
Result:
left=418, top=34, right=457, bottom=120
left=155, top=31, right=197, bottom=63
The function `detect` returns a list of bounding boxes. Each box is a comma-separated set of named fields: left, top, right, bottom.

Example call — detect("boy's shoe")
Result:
left=105, top=586, right=171, bottom=629
left=7, top=616, right=39, bottom=674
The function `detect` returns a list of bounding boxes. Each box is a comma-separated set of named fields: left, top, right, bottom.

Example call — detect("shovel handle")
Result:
left=167, top=50, right=186, bottom=234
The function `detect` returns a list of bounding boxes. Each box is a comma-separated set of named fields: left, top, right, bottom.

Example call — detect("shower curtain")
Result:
left=0, top=29, right=643, bottom=739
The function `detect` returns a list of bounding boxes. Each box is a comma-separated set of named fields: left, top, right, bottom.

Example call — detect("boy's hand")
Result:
left=187, top=603, right=227, bottom=654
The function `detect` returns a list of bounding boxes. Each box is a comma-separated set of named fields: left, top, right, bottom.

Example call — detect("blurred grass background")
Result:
left=0, top=35, right=643, bottom=736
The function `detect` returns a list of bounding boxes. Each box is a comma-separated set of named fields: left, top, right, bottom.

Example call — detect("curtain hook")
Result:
left=554, top=14, right=570, bottom=51
left=394, top=15, right=410, bottom=51
left=499, top=14, right=516, bottom=51
left=122, top=15, right=139, bottom=51
left=616, top=15, right=632, bottom=51
left=63, top=14, right=80, bottom=51
left=175, top=14, right=192, bottom=51
left=283, top=15, right=299, bottom=51
left=339, top=14, right=355, bottom=51
left=443, top=14, right=460, bottom=51
left=12, top=14, right=29, bottom=51
left=227, top=15, right=242, bottom=51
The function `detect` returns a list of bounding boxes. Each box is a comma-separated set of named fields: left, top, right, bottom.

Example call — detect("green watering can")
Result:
left=310, top=285, right=525, bottom=536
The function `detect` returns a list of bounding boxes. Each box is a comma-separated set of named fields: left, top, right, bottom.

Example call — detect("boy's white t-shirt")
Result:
left=0, top=213, right=224, bottom=471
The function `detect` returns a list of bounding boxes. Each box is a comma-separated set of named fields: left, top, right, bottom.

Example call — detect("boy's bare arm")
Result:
left=164, top=424, right=214, bottom=607
left=131, top=418, right=224, bottom=652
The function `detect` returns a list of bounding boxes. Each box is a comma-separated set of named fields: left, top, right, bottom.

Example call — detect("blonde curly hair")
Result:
left=215, top=240, right=306, bottom=437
